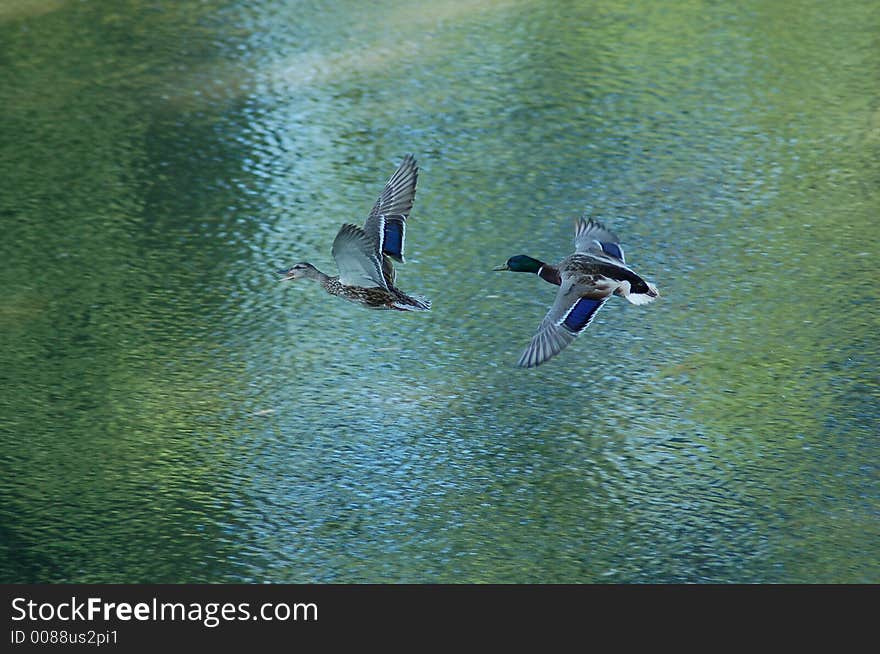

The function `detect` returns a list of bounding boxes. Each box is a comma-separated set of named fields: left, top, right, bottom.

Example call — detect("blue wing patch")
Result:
left=600, top=241, right=625, bottom=262
left=382, top=215, right=406, bottom=262
left=562, top=298, right=604, bottom=334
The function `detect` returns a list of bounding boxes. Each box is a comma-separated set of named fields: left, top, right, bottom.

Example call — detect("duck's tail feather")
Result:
left=392, top=294, right=431, bottom=311
left=617, top=280, right=660, bottom=305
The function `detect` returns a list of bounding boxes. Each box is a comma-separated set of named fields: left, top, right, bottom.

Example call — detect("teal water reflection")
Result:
left=0, top=0, right=877, bottom=582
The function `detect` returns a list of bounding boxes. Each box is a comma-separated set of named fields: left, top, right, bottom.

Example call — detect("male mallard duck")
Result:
left=278, top=154, right=430, bottom=311
left=495, top=217, right=658, bottom=368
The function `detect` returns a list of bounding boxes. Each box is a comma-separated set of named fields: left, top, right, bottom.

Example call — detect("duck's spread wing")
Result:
left=573, top=217, right=625, bottom=262
left=331, top=223, right=388, bottom=289
left=517, top=277, right=609, bottom=368
left=362, top=154, right=418, bottom=264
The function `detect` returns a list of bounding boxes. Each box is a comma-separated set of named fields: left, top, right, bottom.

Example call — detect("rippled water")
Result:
left=1, top=0, right=877, bottom=583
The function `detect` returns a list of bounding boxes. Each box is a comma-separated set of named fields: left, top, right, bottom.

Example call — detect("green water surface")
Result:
left=0, top=0, right=877, bottom=583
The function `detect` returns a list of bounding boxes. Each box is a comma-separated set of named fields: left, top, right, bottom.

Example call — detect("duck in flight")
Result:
left=495, top=217, right=658, bottom=368
left=278, top=154, right=430, bottom=311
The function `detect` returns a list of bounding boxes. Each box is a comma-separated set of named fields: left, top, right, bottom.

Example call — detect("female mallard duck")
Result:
left=278, top=154, right=430, bottom=311
left=495, top=217, right=658, bottom=368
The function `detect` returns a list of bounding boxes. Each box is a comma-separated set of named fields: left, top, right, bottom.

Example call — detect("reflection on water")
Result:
left=1, top=0, right=877, bottom=583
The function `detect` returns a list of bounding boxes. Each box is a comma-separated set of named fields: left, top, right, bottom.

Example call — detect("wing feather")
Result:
left=363, top=155, right=418, bottom=263
left=573, top=217, right=626, bottom=263
left=331, top=224, right=388, bottom=289
left=516, top=276, right=609, bottom=368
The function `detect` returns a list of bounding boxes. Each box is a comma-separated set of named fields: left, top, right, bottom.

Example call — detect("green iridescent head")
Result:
left=494, top=255, right=543, bottom=273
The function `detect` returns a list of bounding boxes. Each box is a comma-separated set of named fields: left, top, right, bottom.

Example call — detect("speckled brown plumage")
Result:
left=278, top=154, right=431, bottom=313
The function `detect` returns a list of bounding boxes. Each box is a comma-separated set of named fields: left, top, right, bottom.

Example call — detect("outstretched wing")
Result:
left=573, top=217, right=625, bottom=262
left=331, top=223, right=388, bottom=289
left=362, top=154, right=418, bottom=264
left=517, top=276, right=609, bottom=368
